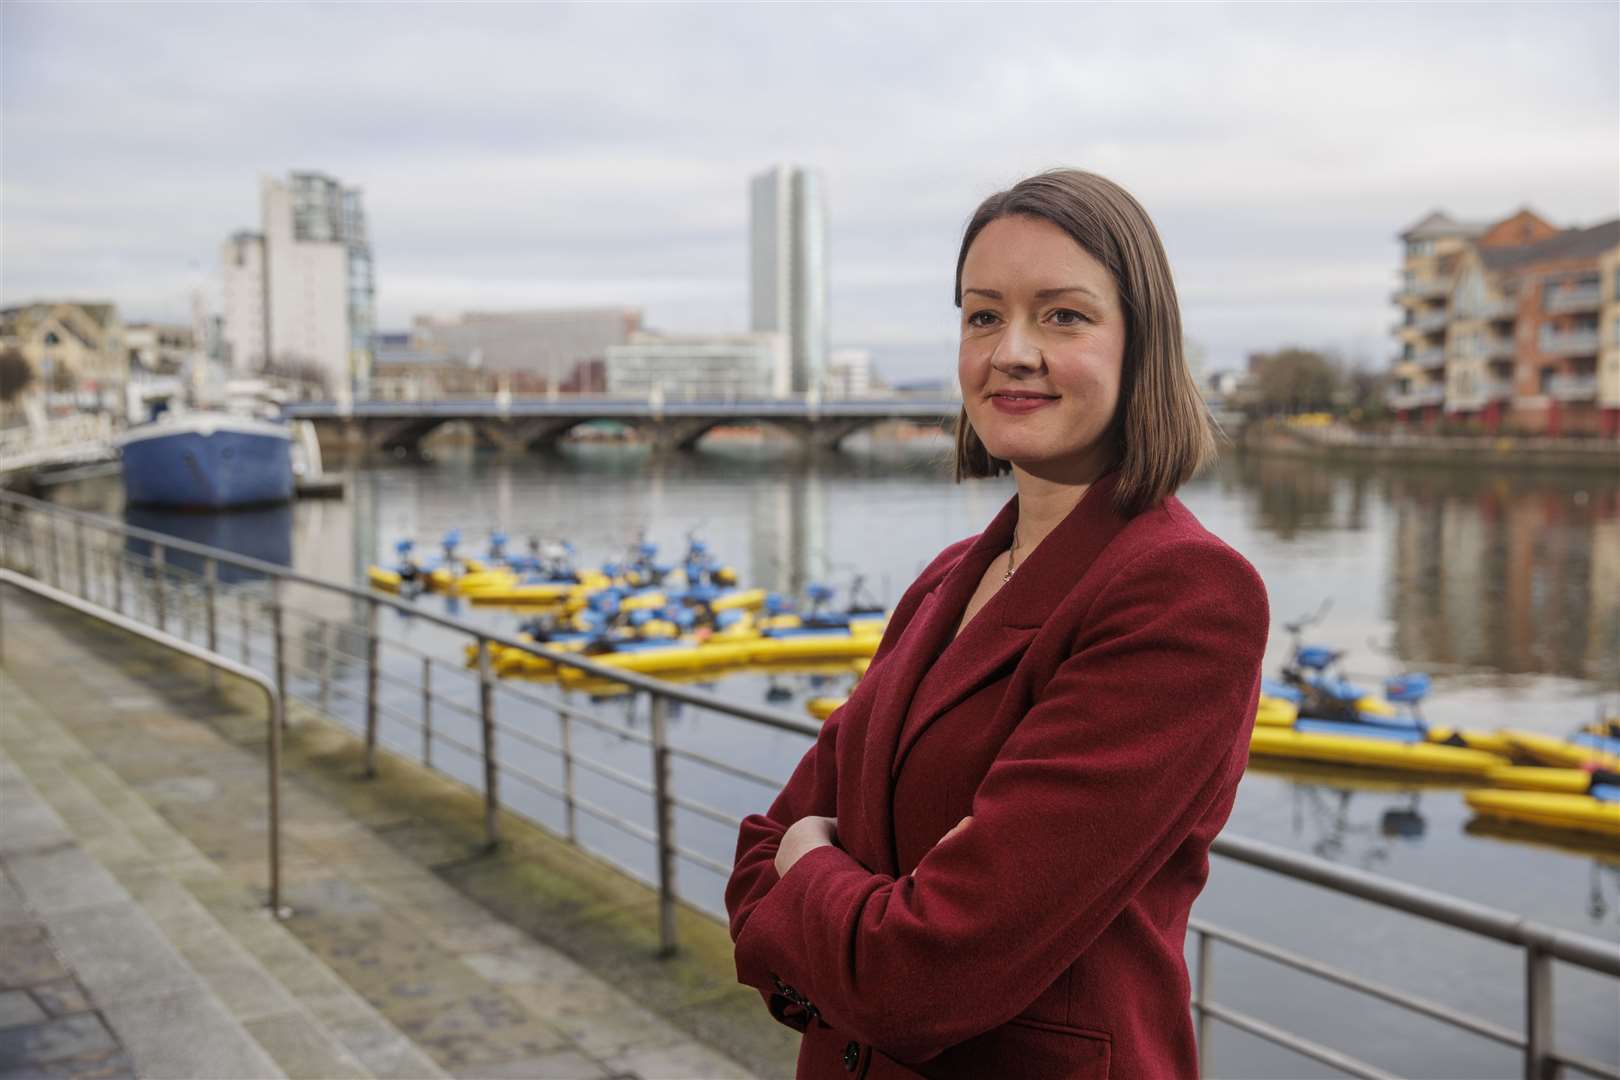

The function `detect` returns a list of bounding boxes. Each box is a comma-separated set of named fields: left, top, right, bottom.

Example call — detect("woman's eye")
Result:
left=966, top=311, right=998, bottom=327
left=1051, top=309, right=1087, bottom=326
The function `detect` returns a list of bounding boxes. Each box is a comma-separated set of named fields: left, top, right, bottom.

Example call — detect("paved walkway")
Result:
left=0, top=593, right=771, bottom=1079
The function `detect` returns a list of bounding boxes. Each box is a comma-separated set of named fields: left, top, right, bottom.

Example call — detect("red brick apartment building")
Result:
left=1389, top=209, right=1620, bottom=438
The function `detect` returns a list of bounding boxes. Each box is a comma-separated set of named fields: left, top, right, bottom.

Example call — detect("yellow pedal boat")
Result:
left=1464, top=789, right=1620, bottom=841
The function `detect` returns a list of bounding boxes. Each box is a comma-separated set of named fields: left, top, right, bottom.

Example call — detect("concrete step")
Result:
left=1, top=669, right=440, bottom=1080
left=3, top=590, right=763, bottom=1079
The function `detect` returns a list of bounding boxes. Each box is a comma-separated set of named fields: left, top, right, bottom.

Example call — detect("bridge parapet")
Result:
left=288, top=397, right=959, bottom=455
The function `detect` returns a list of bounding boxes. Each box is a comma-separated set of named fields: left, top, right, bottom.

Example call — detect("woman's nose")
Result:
left=990, top=323, right=1044, bottom=374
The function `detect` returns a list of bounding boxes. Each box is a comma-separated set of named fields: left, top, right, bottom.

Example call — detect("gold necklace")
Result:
left=1002, top=529, right=1021, bottom=584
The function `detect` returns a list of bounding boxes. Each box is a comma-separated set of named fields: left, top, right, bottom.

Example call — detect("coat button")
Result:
left=842, top=1040, right=860, bottom=1071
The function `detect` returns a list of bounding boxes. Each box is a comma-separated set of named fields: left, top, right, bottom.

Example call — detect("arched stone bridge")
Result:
left=283, top=397, right=961, bottom=454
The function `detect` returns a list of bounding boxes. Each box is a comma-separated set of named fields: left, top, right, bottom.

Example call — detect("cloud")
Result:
left=3, top=1, right=1615, bottom=379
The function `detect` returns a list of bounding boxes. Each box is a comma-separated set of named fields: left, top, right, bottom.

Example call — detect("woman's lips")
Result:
left=989, top=392, right=1057, bottom=415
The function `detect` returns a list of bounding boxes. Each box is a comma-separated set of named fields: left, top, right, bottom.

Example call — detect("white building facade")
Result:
left=220, top=231, right=266, bottom=374
left=603, top=331, right=789, bottom=400
left=825, top=347, right=874, bottom=398
left=750, top=165, right=827, bottom=396
left=411, top=307, right=641, bottom=388
left=221, top=172, right=374, bottom=396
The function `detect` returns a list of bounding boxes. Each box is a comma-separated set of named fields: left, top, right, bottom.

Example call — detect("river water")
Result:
left=58, top=436, right=1620, bottom=1077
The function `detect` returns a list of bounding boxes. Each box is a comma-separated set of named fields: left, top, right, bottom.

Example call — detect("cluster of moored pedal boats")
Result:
left=367, top=539, right=1618, bottom=848
left=807, top=616, right=1620, bottom=847
left=368, top=532, right=886, bottom=686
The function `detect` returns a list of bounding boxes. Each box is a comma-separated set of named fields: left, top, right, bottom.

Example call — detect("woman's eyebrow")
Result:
left=962, top=286, right=1101, bottom=301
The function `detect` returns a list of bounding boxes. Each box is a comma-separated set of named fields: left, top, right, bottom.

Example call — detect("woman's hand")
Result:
left=938, top=815, right=973, bottom=845
left=774, top=815, right=838, bottom=878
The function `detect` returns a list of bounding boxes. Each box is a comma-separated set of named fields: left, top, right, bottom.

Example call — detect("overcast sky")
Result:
left=3, top=2, right=1616, bottom=381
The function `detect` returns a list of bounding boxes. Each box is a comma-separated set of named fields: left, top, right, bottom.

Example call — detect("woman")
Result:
left=724, top=169, right=1269, bottom=1080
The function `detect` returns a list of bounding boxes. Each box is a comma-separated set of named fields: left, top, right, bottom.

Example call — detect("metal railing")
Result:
left=0, top=568, right=288, bottom=916
left=1545, top=287, right=1603, bottom=315
left=0, top=488, right=1615, bottom=1079
left=1540, top=330, right=1601, bottom=357
left=1198, top=833, right=1620, bottom=1080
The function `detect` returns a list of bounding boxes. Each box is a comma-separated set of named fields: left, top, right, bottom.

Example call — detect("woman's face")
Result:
left=957, top=214, right=1126, bottom=484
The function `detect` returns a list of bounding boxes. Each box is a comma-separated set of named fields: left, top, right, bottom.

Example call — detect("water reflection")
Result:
left=124, top=502, right=292, bottom=584
left=1236, top=455, right=1620, bottom=686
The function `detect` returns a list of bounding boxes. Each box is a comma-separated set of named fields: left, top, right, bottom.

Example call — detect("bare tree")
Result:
left=0, top=348, right=34, bottom=404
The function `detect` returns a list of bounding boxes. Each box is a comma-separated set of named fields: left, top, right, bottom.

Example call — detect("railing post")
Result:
left=270, top=581, right=287, bottom=729
left=74, top=520, right=87, bottom=600
left=239, top=586, right=252, bottom=663
left=559, top=707, right=577, bottom=844
left=649, top=692, right=677, bottom=957
left=477, top=637, right=499, bottom=849
left=364, top=598, right=380, bottom=778
left=151, top=545, right=166, bottom=632
left=1194, top=929, right=1213, bottom=1075
left=420, top=656, right=433, bottom=767
left=110, top=537, right=124, bottom=616
left=267, top=663, right=285, bottom=919
left=203, top=559, right=219, bottom=689
left=319, top=619, right=335, bottom=717
left=1525, top=944, right=1554, bottom=1080
left=45, top=518, right=60, bottom=589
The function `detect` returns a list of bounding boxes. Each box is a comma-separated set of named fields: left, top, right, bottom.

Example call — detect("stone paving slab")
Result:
left=4, top=595, right=773, bottom=1079
left=98, top=990, right=282, bottom=1080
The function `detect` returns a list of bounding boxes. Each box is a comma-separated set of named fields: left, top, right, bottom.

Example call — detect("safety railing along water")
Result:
left=0, top=488, right=1614, bottom=1080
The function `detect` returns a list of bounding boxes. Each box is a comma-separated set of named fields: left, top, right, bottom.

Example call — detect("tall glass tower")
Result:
left=750, top=165, right=827, bottom=396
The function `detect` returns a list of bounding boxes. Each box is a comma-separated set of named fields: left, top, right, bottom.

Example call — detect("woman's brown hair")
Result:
left=952, top=169, right=1215, bottom=517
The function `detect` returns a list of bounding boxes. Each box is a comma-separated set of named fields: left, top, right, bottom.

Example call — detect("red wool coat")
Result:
left=724, top=471, right=1270, bottom=1079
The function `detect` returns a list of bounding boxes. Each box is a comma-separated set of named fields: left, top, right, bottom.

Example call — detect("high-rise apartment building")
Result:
left=1389, top=209, right=1620, bottom=438
left=220, top=171, right=375, bottom=396
left=750, top=165, right=827, bottom=395
left=220, top=231, right=265, bottom=373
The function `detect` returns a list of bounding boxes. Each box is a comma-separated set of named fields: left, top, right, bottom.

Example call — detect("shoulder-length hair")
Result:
left=952, top=169, right=1215, bottom=518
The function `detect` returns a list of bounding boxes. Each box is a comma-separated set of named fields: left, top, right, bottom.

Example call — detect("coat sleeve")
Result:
left=730, top=537, right=1269, bottom=1064
left=723, top=539, right=974, bottom=1032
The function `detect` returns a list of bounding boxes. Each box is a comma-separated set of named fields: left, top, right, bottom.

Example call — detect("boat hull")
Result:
left=120, top=418, right=293, bottom=509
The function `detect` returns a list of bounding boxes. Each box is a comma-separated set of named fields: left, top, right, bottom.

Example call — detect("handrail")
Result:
left=0, top=569, right=289, bottom=917
left=2, top=494, right=1618, bottom=1078
left=0, top=487, right=820, bottom=732
left=1211, top=832, right=1620, bottom=976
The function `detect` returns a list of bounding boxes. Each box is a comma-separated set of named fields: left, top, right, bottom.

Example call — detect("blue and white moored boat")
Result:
left=117, top=411, right=294, bottom=509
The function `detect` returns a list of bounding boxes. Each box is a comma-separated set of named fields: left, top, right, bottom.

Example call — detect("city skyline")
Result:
left=2, top=3, right=1616, bottom=382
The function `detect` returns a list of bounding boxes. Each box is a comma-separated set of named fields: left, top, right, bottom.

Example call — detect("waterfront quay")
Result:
left=0, top=592, right=777, bottom=1079
left=3, top=466, right=1618, bottom=1078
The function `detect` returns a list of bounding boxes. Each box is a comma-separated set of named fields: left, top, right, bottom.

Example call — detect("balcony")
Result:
left=1544, top=286, right=1602, bottom=315
left=1481, top=380, right=1515, bottom=403
left=1483, top=336, right=1516, bottom=361
left=1414, top=311, right=1449, bottom=334
left=1546, top=374, right=1598, bottom=402
left=1414, top=348, right=1445, bottom=369
left=1481, top=298, right=1518, bottom=321
left=1388, top=384, right=1445, bottom=410
left=1538, top=329, right=1600, bottom=357
left=1391, top=277, right=1452, bottom=303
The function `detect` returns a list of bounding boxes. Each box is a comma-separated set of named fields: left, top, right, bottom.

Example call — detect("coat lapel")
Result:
left=850, top=498, right=1018, bottom=874
left=890, top=470, right=1132, bottom=775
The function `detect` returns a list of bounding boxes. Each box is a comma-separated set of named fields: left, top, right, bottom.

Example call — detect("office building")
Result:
left=220, top=231, right=266, bottom=373
left=603, top=331, right=789, bottom=399
left=751, top=165, right=828, bottom=395
left=825, top=347, right=875, bottom=398
left=220, top=171, right=375, bottom=396
left=411, top=307, right=640, bottom=392
left=1389, top=209, right=1620, bottom=437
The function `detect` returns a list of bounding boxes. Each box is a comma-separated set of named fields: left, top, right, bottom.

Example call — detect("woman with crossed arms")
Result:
left=725, top=168, right=1269, bottom=1080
